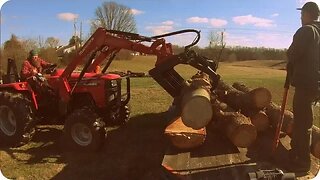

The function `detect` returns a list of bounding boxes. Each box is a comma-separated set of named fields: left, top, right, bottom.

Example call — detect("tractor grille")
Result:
left=105, top=79, right=121, bottom=106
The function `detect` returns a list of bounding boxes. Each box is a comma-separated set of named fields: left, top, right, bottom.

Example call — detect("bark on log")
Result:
left=217, top=80, right=272, bottom=116
left=211, top=100, right=257, bottom=148
left=164, top=116, right=206, bottom=149
left=266, top=102, right=294, bottom=135
left=232, top=82, right=293, bottom=134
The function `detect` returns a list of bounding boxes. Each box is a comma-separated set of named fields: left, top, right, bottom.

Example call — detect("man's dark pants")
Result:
left=290, top=87, right=317, bottom=167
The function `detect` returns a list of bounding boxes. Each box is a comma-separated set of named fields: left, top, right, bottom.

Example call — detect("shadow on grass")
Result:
left=1, top=112, right=170, bottom=180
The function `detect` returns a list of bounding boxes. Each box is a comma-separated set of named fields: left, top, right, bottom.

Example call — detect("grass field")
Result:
left=0, top=56, right=319, bottom=179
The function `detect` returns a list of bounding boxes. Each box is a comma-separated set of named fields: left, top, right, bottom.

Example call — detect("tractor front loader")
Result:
left=0, top=28, right=219, bottom=152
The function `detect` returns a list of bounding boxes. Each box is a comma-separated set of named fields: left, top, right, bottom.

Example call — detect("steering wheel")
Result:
left=43, top=64, right=57, bottom=74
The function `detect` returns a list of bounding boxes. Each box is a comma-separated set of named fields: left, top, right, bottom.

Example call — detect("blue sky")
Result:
left=0, top=0, right=319, bottom=49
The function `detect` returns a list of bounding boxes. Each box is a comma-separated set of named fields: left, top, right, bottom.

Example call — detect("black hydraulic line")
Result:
left=151, top=29, right=200, bottom=49
left=105, top=29, right=201, bottom=49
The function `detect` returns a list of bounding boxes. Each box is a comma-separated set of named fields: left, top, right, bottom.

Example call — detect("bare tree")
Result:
left=91, top=1, right=137, bottom=33
left=37, top=36, right=45, bottom=48
left=23, top=38, right=38, bottom=52
left=45, top=37, right=60, bottom=48
left=208, top=30, right=225, bottom=48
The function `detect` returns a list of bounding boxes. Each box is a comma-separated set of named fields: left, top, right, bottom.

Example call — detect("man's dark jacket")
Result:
left=287, top=21, right=320, bottom=90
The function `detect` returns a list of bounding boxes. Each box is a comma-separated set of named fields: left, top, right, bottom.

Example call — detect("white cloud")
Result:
left=187, top=17, right=209, bottom=23
left=57, top=13, right=79, bottom=21
left=209, top=18, right=228, bottom=27
left=232, top=15, right=275, bottom=27
left=271, top=13, right=279, bottom=17
left=225, top=32, right=291, bottom=48
left=146, top=25, right=173, bottom=35
left=162, top=20, right=174, bottom=25
left=131, top=9, right=144, bottom=15
left=146, top=21, right=175, bottom=35
left=187, top=17, right=227, bottom=27
left=225, top=33, right=254, bottom=47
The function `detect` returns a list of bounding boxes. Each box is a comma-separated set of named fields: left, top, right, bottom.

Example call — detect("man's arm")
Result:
left=38, top=58, right=52, bottom=68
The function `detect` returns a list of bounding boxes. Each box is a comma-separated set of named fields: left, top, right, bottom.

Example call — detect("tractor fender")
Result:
left=0, top=82, right=39, bottom=110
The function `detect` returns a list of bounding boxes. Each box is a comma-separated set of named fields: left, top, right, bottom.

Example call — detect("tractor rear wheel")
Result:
left=0, top=91, right=36, bottom=147
left=64, top=107, right=105, bottom=152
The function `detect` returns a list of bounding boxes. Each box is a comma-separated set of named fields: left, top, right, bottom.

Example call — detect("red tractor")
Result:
left=0, top=28, right=220, bottom=151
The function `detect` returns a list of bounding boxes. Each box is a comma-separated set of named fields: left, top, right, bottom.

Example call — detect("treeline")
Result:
left=0, top=34, right=133, bottom=76
left=172, top=45, right=287, bottom=62
left=1, top=34, right=287, bottom=77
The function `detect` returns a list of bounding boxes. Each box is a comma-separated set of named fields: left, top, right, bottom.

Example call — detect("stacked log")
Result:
left=249, top=111, right=269, bottom=132
left=217, top=81, right=272, bottom=132
left=211, top=100, right=257, bottom=148
left=233, top=82, right=320, bottom=159
left=164, top=75, right=268, bottom=149
left=217, top=80, right=272, bottom=115
left=164, top=72, right=212, bottom=149
left=181, top=72, right=214, bottom=130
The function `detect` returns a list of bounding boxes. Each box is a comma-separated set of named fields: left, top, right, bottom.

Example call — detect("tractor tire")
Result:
left=0, top=91, right=36, bottom=147
left=63, top=107, right=105, bottom=152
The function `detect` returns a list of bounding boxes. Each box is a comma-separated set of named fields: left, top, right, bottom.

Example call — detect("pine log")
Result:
left=211, top=100, right=257, bottom=148
left=164, top=116, right=206, bottom=149
left=216, top=80, right=272, bottom=115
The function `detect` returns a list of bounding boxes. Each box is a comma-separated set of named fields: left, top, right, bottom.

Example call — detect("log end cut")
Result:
left=231, top=124, right=257, bottom=148
left=165, top=117, right=206, bottom=149
left=251, top=87, right=272, bottom=109
left=250, top=111, right=269, bottom=132
left=182, top=89, right=213, bottom=129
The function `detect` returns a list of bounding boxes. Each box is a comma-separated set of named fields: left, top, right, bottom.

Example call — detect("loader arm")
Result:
left=58, top=27, right=220, bottom=103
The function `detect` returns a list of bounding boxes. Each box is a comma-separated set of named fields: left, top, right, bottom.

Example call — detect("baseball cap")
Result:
left=29, top=49, right=38, bottom=56
left=297, top=2, right=320, bottom=16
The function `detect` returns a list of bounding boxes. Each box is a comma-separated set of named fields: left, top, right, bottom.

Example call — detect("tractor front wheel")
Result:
left=118, top=105, right=130, bottom=125
left=64, top=107, right=105, bottom=152
left=0, top=91, right=36, bottom=147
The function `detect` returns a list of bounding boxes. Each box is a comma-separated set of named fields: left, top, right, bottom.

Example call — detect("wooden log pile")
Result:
left=164, top=73, right=272, bottom=150
left=163, top=73, right=320, bottom=160
left=233, top=82, right=320, bottom=159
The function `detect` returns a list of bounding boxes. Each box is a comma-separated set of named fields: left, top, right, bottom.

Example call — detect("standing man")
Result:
left=286, top=1, right=320, bottom=173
